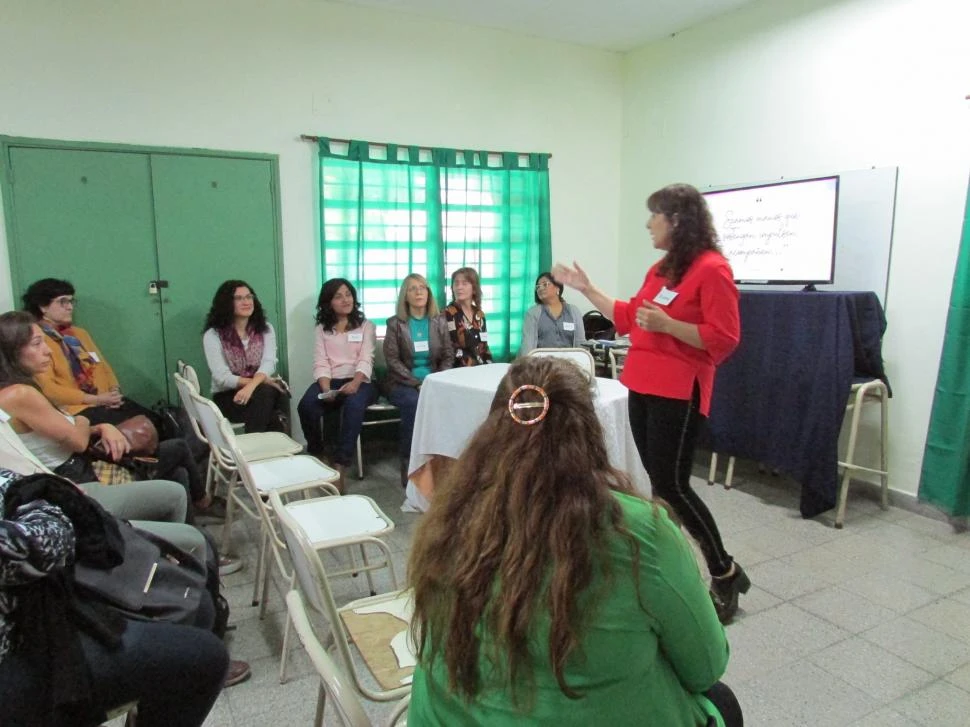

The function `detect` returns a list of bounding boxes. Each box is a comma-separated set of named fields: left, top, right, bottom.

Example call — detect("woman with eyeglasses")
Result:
left=383, top=274, right=454, bottom=487
left=443, top=267, right=493, bottom=367
left=21, top=278, right=158, bottom=427
left=519, top=272, right=587, bottom=355
left=202, top=280, right=288, bottom=434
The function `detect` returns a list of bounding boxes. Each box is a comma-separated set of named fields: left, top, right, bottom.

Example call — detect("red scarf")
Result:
left=217, top=326, right=264, bottom=377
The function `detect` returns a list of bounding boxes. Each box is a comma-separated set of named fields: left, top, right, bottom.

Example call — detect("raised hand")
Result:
left=551, top=261, right=591, bottom=292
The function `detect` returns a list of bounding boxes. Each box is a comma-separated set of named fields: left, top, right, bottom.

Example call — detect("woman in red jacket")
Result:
left=553, top=183, right=748, bottom=623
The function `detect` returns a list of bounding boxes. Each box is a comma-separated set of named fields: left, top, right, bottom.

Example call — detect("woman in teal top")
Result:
left=383, top=273, right=454, bottom=487
left=407, top=356, right=742, bottom=727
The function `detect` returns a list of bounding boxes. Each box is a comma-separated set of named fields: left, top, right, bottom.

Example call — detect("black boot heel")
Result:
left=710, top=563, right=750, bottom=624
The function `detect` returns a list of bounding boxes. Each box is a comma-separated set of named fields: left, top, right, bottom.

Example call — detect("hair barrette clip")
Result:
left=507, top=384, right=550, bottom=426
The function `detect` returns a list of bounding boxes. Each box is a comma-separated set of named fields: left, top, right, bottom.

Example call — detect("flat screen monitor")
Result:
left=703, top=176, right=839, bottom=285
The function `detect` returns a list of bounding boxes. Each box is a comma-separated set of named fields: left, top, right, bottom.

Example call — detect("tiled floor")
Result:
left=176, top=451, right=970, bottom=727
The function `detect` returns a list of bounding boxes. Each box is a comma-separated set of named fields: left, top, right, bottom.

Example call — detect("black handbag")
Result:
left=72, top=521, right=207, bottom=626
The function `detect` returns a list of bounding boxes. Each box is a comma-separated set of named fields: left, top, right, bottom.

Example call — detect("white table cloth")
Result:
left=404, top=363, right=650, bottom=512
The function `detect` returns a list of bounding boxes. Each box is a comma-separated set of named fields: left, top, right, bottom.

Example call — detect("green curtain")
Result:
left=318, top=139, right=551, bottom=361
left=918, top=175, right=970, bottom=516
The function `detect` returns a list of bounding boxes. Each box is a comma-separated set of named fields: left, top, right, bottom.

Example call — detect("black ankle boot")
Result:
left=710, top=563, right=750, bottom=624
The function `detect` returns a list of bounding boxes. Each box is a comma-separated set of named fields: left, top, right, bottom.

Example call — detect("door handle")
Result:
left=148, top=280, right=170, bottom=295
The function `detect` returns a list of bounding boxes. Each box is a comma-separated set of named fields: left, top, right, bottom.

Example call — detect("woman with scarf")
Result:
left=21, top=278, right=156, bottom=427
left=202, top=280, right=288, bottom=434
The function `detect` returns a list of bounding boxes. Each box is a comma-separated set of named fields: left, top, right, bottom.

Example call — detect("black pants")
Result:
left=154, top=439, right=205, bottom=505
left=213, top=383, right=286, bottom=434
left=705, top=681, right=744, bottom=727
left=627, top=385, right=733, bottom=578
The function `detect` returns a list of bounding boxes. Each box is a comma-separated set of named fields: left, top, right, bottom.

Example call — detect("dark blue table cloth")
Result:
left=707, top=291, right=888, bottom=518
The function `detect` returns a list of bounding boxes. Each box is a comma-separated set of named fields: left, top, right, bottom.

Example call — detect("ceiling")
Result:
left=327, top=0, right=759, bottom=52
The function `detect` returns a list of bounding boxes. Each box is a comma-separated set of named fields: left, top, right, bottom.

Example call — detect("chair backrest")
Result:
left=527, top=347, right=596, bottom=380
left=189, top=390, right=240, bottom=469
left=180, top=361, right=203, bottom=396
left=269, top=490, right=359, bottom=681
left=172, top=372, right=209, bottom=444
left=285, top=589, right=372, bottom=727
left=0, top=411, right=51, bottom=475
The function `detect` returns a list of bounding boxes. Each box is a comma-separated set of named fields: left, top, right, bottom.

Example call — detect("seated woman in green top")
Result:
left=407, top=356, right=742, bottom=727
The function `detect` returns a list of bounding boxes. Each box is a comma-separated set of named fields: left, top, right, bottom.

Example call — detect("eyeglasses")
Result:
left=52, top=296, right=77, bottom=307
left=233, top=294, right=255, bottom=302
left=535, top=282, right=552, bottom=290
left=406, top=285, right=427, bottom=294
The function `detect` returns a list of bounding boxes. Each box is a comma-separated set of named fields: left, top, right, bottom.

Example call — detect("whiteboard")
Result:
left=703, top=167, right=898, bottom=305
left=705, top=177, right=838, bottom=284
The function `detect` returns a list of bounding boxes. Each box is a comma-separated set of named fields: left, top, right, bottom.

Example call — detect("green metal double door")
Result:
left=2, top=140, right=286, bottom=406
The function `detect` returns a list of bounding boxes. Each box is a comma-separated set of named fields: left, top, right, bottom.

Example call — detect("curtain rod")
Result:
left=299, top=134, right=551, bottom=158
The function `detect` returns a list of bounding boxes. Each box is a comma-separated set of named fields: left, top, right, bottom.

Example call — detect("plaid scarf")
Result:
left=217, top=326, right=264, bottom=378
left=40, top=323, right=98, bottom=395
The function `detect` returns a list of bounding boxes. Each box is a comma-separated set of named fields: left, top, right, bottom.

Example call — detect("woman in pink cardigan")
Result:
left=296, top=279, right=376, bottom=491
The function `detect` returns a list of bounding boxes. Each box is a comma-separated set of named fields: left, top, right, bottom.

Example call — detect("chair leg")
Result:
left=278, top=573, right=297, bottom=684
left=724, top=456, right=736, bottom=490
left=356, top=434, right=364, bottom=480
left=360, top=543, right=377, bottom=596
left=708, top=452, right=718, bottom=486
left=314, top=682, right=326, bottom=727
left=220, top=478, right=238, bottom=556
left=252, top=527, right=269, bottom=607
left=879, top=388, right=890, bottom=510
left=835, top=388, right=866, bottom=529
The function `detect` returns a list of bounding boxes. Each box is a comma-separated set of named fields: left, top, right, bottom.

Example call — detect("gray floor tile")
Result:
left=794, top=586, right=900, bottom=633
left=738, top=660, right=875, bottom=726
left=722, top=603, right=851, bottom=684
left=840, top=572, right=939, bottom=615
left=808, top=637, right=935, bottom=702
left=746, top=556, right=832, bottom=601
left=908, top=598, right=970, bottom=645
left=848, top=707, right=923, bottom=726
left=891, top=679, right=970, bottom=725
left=861, top=616, right=970, bottom=676
left=944, top=662, right=970, bottom=693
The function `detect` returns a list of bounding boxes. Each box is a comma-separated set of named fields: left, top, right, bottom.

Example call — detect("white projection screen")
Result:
left=704, top=176, right=838, bottom=285
left=702, top=167, right=898, bottom=304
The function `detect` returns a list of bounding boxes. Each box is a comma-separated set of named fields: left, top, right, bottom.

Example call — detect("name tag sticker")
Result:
left=653, top=287, right=678, bottom=306
left=563, top=322, right=576, bottom=332
left=0, top=409, right=9, bottom=423
left=414, top=340, right=430, bottom=353
left=479, top=331, right=488, bottom=342
left=447, top=320, right=456, bottom=331
left=347, top=332, right=363, bottom=343
left=88, top=352, right=101, bottom=363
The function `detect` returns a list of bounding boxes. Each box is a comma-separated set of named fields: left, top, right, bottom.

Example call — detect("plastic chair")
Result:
left=173, top=370, right=302, bottom=500
left=189, top=392, right=340, bottom=592
left=527, top=347, right=596, bottom=380
left=355, top=342, right=400, bottom=479
left=286, top=590, right=409, bottom=727
left=271, top=490, right=413, bottom=705
left=835, top=379, right=890, bottom=528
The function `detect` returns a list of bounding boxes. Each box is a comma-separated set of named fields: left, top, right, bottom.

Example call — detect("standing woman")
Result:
left=519, top=272, right=586, bottom=355
left=296, top=279, right=377, bottom=490
left=553, top=183, right=747, bottom=623
left=202, top=280, right=287, bottom=434
left=443, top=267, right=492, bottom=367
left=383, top=274, right=454, bottom=487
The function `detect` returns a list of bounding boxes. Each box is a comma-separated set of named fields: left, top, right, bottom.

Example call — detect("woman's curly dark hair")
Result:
left=315, top=278, right=365, bottom=333
left=649, top=183, right=722, bottom=286
left=202, top=280, right=268, bottom=334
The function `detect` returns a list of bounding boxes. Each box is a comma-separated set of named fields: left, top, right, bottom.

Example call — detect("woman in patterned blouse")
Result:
left=443, top=267, right=493, bottom=367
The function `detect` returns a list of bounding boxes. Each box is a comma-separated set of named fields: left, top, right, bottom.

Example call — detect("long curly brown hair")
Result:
left=408, top=357, right=646, bottom=706
left=649, top=183, right=722, bottom=286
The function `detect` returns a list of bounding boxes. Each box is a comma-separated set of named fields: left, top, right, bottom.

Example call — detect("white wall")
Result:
left=620, top=0, right=970, bottom=497
left=0, top=0, right=623, bottom=391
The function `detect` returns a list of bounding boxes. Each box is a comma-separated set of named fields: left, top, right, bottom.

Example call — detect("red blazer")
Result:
left=613, top=251, right=740, bottom=416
